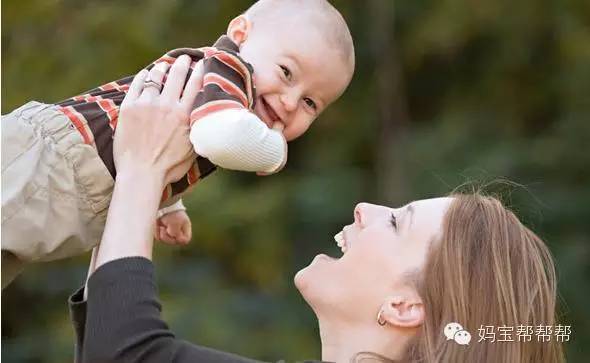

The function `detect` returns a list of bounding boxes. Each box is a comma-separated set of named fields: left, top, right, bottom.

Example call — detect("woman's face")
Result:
left=295, top=197, right=453, bottom=323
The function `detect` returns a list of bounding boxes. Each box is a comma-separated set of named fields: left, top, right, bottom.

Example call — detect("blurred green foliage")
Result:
left=2, top=0, right=589, bottom=361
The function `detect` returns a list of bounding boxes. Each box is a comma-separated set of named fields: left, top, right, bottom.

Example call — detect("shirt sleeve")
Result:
left=189, top=49, right=255, bottom=126
left=69, top=287, right=87, bottom=363
left=69, top=257, right=262, bottom=363
left=190, top=109, right=287, bottom=174
left=157, top=198, right=186, bottom=218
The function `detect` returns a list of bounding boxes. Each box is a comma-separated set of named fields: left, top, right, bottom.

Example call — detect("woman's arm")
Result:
left=93, top=58, right=197, bottom=268
left=81, top=257, right=260, bottom=363
left=76, top=56, right=261, bottom=363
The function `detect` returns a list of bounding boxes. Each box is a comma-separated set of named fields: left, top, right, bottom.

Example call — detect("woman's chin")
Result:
left=294, top=254, right=337, bottom=299
left=294, top=266, right=320, bottom=310
left=293, top=259, right=314, bottom=293
left=293, top=268, right=307, bottom=292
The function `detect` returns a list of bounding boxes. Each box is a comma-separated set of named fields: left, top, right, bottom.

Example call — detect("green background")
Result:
left=2, top=0, right=589, bottom=361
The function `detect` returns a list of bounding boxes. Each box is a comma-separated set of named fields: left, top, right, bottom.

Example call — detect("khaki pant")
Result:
left=1, top=102, right=114, bottom=288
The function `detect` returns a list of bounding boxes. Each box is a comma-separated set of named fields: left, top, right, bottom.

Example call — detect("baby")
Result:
left=1, top=0, right=355, bottom=287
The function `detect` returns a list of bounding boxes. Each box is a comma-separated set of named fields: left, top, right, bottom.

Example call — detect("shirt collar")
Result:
left=212, top=35, right=240, bottom=53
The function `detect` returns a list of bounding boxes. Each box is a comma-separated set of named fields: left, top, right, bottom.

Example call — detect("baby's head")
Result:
left=226, top=0, right=355, bottom=141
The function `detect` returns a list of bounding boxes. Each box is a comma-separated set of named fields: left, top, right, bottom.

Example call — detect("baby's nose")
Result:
left=280, top=91, right=300, bottom=112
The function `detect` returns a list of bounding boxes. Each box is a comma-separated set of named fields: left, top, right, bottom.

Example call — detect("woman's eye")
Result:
left=304, top=97, right=317, bottom=110
left=280, top=65, right=291, bottom=80
left=390, top=212, right=398, bottom=229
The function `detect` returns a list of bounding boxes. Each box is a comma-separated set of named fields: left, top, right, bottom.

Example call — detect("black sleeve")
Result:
left=69, top=257, right=263, bottom=363
left=69, top=287, right=86, bottom=363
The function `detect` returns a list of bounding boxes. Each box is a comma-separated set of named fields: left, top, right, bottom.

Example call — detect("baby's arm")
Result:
left=190, top=109, right=287, bottom=174
left=188, top=51, right=287, bottom=174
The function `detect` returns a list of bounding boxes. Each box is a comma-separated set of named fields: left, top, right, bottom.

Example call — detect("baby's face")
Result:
left=234, top=17, right=352, bottom=141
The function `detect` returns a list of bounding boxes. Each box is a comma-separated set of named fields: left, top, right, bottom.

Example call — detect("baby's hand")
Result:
left=154, top=210, right=192, bottom=245
left=271, top=121, right=285, bottom=133
left=257, top=121, right=288, bottom=176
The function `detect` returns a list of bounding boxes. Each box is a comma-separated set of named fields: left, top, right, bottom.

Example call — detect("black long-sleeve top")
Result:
left=69, top=257, right=322, bottom=363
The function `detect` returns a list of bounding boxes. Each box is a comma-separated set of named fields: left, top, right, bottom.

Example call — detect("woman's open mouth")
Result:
left=334, top=231, right=348, bottom=254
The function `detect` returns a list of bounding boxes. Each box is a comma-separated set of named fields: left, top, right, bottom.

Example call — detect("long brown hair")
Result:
left=398, top=193, right=565, bottom=362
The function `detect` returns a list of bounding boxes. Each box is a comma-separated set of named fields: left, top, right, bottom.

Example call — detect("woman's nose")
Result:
left=354, top=202, right=372, bottom=228
left=354, top=202, right=391, bottom=228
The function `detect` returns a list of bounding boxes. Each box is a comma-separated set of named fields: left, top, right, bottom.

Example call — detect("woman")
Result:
left=71, top=57, right=565, bottom=362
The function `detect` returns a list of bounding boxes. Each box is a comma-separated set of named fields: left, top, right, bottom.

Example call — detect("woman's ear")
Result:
left=227, top=15, right=251, bottom=46
left=378, top=295, right=424, bottom=328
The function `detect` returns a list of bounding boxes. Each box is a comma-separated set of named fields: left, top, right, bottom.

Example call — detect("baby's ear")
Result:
left=227, top=15, right=251, bottom=46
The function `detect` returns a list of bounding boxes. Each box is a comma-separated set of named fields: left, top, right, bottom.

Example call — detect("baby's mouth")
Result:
left=261, top=97, right=281, bottom=124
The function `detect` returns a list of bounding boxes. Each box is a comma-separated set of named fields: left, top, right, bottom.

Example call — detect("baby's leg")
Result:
left=1, top=102, right=114, bottom=288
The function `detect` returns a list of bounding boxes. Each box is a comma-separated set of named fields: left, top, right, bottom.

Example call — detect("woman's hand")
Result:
left=91, top=55, right=203, bottom=271
left=114, top=54, right=202, bottom=187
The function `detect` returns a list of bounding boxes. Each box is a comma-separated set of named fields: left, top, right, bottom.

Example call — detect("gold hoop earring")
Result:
left=377, top=310, right=387, bottom=326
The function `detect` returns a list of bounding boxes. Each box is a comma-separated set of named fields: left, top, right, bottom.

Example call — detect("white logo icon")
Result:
left=453, top=330, right=472, bottom=345
left=444, top=322, right=463, bottom=340
left=444, top=322, right=471, bottom=345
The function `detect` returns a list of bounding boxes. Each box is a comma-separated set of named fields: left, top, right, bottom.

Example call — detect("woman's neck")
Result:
left=319, top=319, right=410, bottom=362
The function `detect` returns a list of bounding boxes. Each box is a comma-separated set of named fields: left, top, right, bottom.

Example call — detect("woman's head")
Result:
left=294, top=193, right=564, bottom=362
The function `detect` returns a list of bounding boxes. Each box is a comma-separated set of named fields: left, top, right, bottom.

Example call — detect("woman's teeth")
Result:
left=334, top=231, right=347, bottom=254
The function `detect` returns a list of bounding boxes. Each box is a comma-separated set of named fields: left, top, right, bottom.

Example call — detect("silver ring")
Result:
left=143, top=80, right=163, bottom=92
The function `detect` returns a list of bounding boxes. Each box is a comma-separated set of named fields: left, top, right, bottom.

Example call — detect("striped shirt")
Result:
left=56, top=36, right=256, bottom=203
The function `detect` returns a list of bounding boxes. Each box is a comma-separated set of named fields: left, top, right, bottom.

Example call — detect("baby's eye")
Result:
left=304, top=97, right=317, bottom=110
left=280, top=65, right=291, bottom=80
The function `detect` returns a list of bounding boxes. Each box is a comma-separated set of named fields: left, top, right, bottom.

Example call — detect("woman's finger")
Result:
left=166, top=156, right=196, bottom=185
left=161, top=55, right=191, bottom=102
left=122, top=69, right=148, bottom=107
left=180, top=60, right=204, bottom=110
left=139, top=62, right=169, bottom=100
